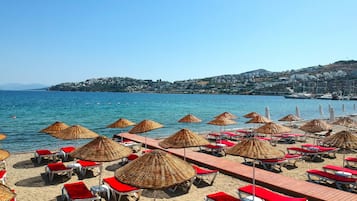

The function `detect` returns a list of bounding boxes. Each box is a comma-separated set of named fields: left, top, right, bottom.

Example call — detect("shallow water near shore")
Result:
left=0, top=90, right=355, bottom=153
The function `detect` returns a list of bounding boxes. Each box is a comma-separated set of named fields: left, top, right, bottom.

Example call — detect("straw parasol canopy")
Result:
left=70, top=136, right=132, bottom=162
left=254, top=122, right=291, bottom=135
left=278, top=114, right=301, bottom=122
left=106, top=118, right=136, bottom=128
left=245, top=115, right=271, bottom=124
left=226, top=138, right=284, bottom=159
left=323, top=130, right=357, bottom=150
left=128, top=120, right=163, bottom=134
left=299, top=119, right=332, bottom=133
left=208, top=117, right=236, bottom=126
left=159, top=128, right=209, bottom=148
left=115, top=149, right=195, bottom=190
left=70, top=135, right=132, bottom=185
left=322, top=130, right=357, bottom=166
left=244, top=112, right=260, bottom=118
left=51, top=125, right=99, bottom=140
left=0, top=150, right=10, bottom=161
left=178, top=114, right=202, bottom=123
left=0, top=134, right=6, bottom=141
left=0, top=184, right=16, bottom=201
left=215, top=112, right=237, bottom=120
left=40, top=121, right=70, bottom=134
left=333, top=117, right=357, bottom=128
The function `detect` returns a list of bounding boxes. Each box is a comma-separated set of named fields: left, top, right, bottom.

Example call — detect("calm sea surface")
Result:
left=0, top=90, right=355, bottom=153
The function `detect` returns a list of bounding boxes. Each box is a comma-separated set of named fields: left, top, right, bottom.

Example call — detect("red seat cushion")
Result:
left=323, top=165, right=357, bottom=175
left=103, top=177, right=139, bottom=192
left=193, top=165, right=218, bottom=175
left=77, top=160, right=99, bottom=167
left=61, top=146, right=75, bottom=153
left=47, top=163, right=68, bottom=171
left=64, top=181, right=94, bottom=199
left=307, top=169, right=357, bottom=183
left=0, top=170, right=6, bottom=178
left=346, top=157, right=357, bottom=162
left=239, top=185, right=307, bottom=201
left=205, top=144, right=222, bottom=149
left=127, top=154, right=139, bottom=161
left=36, top=149, right=52, bottom=155
left=207, top=191, right=240, bottom=201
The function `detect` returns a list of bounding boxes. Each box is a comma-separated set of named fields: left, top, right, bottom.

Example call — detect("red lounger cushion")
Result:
left=205, top=144, right=222, bottom=149
left=0, top=170, right=6, bottom=178
left=47, top=163, right=68, bottom=171
left=345, top=157, right=357, bottom=162
left=36, top=150, right=52, bottom=155
left=103, top=177, right=139, bottom=192
left=77, top=160, right=98, bottom=167
left=207, top=191, right=240, bottom=201
left=127, top=154, right=139, bottom=161
left=323, top=165, right=357, bottom=175
left=61, top=146, right=75, bottom=153
left=239, top=185, right=307, bottom=201
left=193, top=165, right=218, bottom=175
left=307, top=169, right=357, bottom=183
left=64, top=181, right=94, bottom=199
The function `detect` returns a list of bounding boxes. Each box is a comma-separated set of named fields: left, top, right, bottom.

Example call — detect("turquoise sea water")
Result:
left=0, top=90, right=355, bottom=153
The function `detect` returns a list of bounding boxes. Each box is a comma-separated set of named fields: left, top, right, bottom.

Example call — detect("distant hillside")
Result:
left=49, top=60, right=357, bottom=96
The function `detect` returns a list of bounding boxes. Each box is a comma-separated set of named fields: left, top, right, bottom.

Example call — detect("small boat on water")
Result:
left=284, top=93, right=313, bottom=99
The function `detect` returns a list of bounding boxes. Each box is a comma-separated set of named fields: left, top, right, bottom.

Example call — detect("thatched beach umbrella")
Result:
left=178, top=114, right=202, bottom=123
left=159, top=128, right=209, bottom=160
left=278, top=114, right=300, bottom=122
left=333, top=117, right=357, bottom=128
left=226, top=138, right=284, bottom=199
left=215, top=112, right=237, bottom=120
left=244, top=112, right=260, bottom=118
left=129, top=120, right=163, bottom=149
left=0, top=149, right=10, bottom=161
left=106, top=118, right=136, bottom=128
left=255, top=122, right=291, bottom=134
left=71, top=136, right=132, bottom=185
left=40, top=121, right=69, bottom=134
left=323, top=130, right=357, bottom=166
left=0, top=184, right=16, bottom=201
left=246, top=115, right=271, bottom=124
left=300, top=119, right=332, bottom=134
left=115, top=149, right=195, bottom=191
left=51, top=125, right=99, bottom=140
left=208, top=117, right=236, bottom=126
left=0, top=134, right=6, bottom=141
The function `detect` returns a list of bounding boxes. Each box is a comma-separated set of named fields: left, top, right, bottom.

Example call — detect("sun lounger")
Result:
left=0, top=170, right=6, bottom=184
left=34, top=149, right=58, bottom=164
left=238, top=184, right=307, bottom=201
left=58, top=146, right=75, bottom=161
left=323, top=165, right=357, bottom=177
left=192, top=165, right=219, bottom=185
left=76, top=160, right=101, bottom=177
left=45, top=162, right=72, bottom=182
left=307, top=169, right=357, bottom=191
left=62, top=181, right=100, bottom=201
left=345, top=157, right=357, bottom=168
left=103, top=177, right=142, bottom=201
left=120, top=141, right=142, bottom=153
left=287, top=147, right=322, bottom=160
left=257, top=153, right=301, bottom=171
left=216, top=139, right=236, bottom=147
left=205, top=191, right=240, bottom=201
left=301, top=144, right=338, bottom=158
left=200, top=144, right=226, bottom=156
left=221, top=131, right=242, bottom=140
left=207, top=133, right=222, bottom=140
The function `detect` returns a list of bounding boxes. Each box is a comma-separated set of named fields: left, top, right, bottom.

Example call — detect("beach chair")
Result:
left=103, top=177, right=142, bottom=201
left=238, top=184, right=307, bottom=201
left=200, top=144, right=226, bottom=156
left=205, top=191, right=240, bottom=201
left=221, top=131, right=242, bottom=141
left=216, top=139, right=236, bottom=147
left=61, top=181, right=100, bottom=201
left=257, top=153, right=301, bottom=171
left=0, top=170, right=6, bottom=184
left=322, top=165, right=357, bottom=177
left=306, top=169, right=357, bottom=191
left=345, top=157, right=357, bottom=168
left=34, top=149, right=58, bottom=164
left=287, top=147, right=322, bottom=161
left=45, top=162, right=72, bottom=182
left=207, top=133, right=222, bottom=140
left=76, top=160, right=101, bottom=178
left=58, top=146, right=76, bottom=161
left=301, top=144, right=338, bottom=158
left=192, top=165, right=219, bottom=185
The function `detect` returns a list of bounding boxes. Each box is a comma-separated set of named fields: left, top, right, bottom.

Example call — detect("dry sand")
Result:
left=4, top=118, right=357, bottom=201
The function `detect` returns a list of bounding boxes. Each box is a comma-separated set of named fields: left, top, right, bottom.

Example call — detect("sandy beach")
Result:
left=4, top=118, right=357, bottom=201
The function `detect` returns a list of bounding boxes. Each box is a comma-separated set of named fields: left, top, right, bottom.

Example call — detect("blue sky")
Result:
left=0, top=0, right=356, bottom=85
